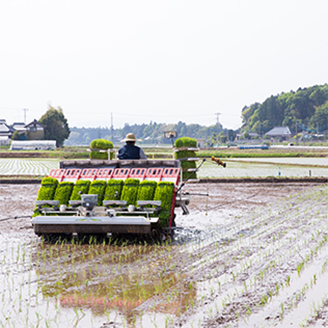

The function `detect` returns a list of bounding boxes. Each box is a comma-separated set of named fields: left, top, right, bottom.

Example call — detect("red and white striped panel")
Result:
left=80, top=168, right=98, bottom=181
left=95, top=168, right=114, bottom=181
left=48, top=169, right=65, bottom=181
left=62, top=168, right=82, bottom=183
left=144, top=168, right=163, bottom=182
left=161, top=167, right=180, bottom=185
left=129, top=168, right=147, bottom=181
left=112, top=168, right=130, bottom=180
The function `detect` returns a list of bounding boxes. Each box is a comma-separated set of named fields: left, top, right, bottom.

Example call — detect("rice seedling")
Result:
left=260, top=294, right=268, bottom=306
left=244, top=306, right=252, bottom=320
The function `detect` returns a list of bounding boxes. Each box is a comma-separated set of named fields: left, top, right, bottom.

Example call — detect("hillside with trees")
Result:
left=65, top=84, right=328, bottom=146
left=241, top=84, right=328, bottom=135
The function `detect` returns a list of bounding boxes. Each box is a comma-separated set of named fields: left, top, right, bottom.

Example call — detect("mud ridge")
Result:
left=1, top=176, right=327, bottom=184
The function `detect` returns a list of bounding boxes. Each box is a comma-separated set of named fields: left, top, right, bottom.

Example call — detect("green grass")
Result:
left=103, top=180, right=124, bottom=202
left=70, top=180, right=91, bottom=200
left=54, top=182, right=74, bottom=205
left=120, top=178, right=140, bottom=206
left=88, top=180, right=107, bottom=205
left=90, top=139, right=114, bottom=160
left=36, top=177, right=58, bottom=200
left=137, top=180, right=157, bottom=203
left=174, top=137, right=197, bottom=148
left=154, top=181, right=175, bottom=221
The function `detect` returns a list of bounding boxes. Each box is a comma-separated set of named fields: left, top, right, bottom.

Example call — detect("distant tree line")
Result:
left=65, top=121, right=238, bottom=146
left=63, top=84, right=328, bottom=146
left=241, top=84, right=328, bottom=134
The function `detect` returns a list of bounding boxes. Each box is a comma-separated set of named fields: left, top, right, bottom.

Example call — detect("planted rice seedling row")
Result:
left=183, top=194, right=323, bottom=284
left=176, top=185, right=328, bottom=327
left=1, top=184, right=327, bottom=327
left=0, top=159, right=59, bottom=175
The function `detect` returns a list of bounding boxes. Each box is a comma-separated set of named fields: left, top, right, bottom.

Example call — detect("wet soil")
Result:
left=0, top=182, right=318, bottom=233
left=1, top=182, right=328, bottom=327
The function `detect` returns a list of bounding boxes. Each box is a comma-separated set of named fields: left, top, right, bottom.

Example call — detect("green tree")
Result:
left=219, top=132, right=227, bottom=143
left=241, top=84, right=328, bottom=134
left=227, top=129, right=236, bottom=142
left=243, top=132, right=250, bottom=139
left=39, top=106, right=70, bottom=147
left=210, top=132, right=217, bottom=145
left=11, top=131, right=22, bottom=140
left=309, top=103, right=328, bottom=132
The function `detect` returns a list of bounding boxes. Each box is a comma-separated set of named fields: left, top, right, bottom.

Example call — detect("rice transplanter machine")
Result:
left=31, top=159, right=191, bottom=239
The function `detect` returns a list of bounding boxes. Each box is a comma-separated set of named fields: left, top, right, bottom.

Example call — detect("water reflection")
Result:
left=32, top=240, right=197, bottom=326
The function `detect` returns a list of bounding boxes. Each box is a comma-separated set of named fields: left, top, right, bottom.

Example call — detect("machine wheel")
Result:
left=151, top=229, right=159, bottom=240
left=151, top=229, right=167, bottom=242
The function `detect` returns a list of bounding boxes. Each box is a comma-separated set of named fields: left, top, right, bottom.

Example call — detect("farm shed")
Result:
left=10, top=140, right=56, bottom=150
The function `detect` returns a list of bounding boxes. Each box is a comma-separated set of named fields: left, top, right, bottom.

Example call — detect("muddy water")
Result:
left=0, top=183, right=328, bottom=327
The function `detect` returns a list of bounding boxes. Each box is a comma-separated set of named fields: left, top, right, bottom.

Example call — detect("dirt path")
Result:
left=0, top=182, right=328, bottom=327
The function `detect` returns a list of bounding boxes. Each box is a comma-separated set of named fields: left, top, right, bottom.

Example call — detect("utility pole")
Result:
left=111, top=113, right=114, bottom=142
left=215, top=112, right=221, bottom=148
left=23, top=108, right=28, bottom=124
left=259, top=121, right=261, bottom=138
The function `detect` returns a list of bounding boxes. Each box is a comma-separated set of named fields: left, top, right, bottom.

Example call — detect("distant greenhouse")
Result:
left=10, top=140, right=56, bottom=151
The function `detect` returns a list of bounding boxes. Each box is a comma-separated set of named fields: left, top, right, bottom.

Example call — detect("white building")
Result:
left=10, top=140, right=56, bottom=150
left=0, top=119, right=15, bottom=145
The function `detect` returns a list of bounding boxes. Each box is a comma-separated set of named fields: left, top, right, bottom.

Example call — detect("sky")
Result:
left=0, top=0, right=327, bottom=131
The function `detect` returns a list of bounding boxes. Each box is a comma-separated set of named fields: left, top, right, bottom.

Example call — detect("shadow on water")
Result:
left=38, top=226, right=208, bottom=246
left=2, top=218, right=250, bottom=327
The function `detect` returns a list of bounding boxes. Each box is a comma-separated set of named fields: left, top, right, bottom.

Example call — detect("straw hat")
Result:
left=123, top=133, right=139, bottom=142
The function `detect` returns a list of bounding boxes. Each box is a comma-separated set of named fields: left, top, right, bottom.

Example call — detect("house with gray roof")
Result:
left=0, top=119, right=15, bottom=144
left=12, top=122, right=27, bottom=134
left=265, top=126, right=292, bottom=140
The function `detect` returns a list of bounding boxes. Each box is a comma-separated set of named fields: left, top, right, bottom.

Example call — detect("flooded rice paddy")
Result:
left=227, top=157, right=328, bottom=166
left=199, top=159, right=328, bottom=178
left=0, top=158, right=327, bottom=178
left=0, top=159, right=59, bottom=176
left=1, top=182, right=328, bottom=327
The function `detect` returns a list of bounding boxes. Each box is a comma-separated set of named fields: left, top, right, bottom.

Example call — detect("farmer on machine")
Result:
left=118, top=133, right=147, bottom=160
